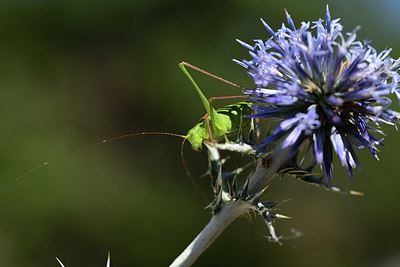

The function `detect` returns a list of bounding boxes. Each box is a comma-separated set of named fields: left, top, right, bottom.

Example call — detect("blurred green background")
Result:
left=1, top=0, right=400, bottom=266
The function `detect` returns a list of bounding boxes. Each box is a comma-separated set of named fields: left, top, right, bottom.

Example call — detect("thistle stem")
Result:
left=170, top=145, right=288, bottom=266
left=170, top=201, right=251, bottom=267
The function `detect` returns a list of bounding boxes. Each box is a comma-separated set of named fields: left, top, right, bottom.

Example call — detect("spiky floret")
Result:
left=235, top=6, right=400, bottom=184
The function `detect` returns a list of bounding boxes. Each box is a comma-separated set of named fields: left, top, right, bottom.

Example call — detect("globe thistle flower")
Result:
left=235, top=6, right=400, bottom=184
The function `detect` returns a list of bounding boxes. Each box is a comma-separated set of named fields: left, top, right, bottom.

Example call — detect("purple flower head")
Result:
left=235, top=6, right=400, bottom=185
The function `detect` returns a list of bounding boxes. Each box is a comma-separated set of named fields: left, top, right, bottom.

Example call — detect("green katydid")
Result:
left=11, top=62, right=253, bottom=190
left=179, top=62, right=252, bottom=150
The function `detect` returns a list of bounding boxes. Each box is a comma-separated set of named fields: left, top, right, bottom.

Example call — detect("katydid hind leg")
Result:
left=209, top=95, right=250, bottom=101
left=179, top=62, right=223, bottom=144
left=179, top=62, right=248, bottom=90
left=178, top=62, right=212, bottom=115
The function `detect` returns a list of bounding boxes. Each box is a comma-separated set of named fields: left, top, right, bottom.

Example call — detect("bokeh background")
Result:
left=1, top=0, right=400, bottom=266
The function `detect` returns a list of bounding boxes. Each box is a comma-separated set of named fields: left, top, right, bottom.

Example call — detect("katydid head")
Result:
left=186, top=121, right=209, bottom=151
